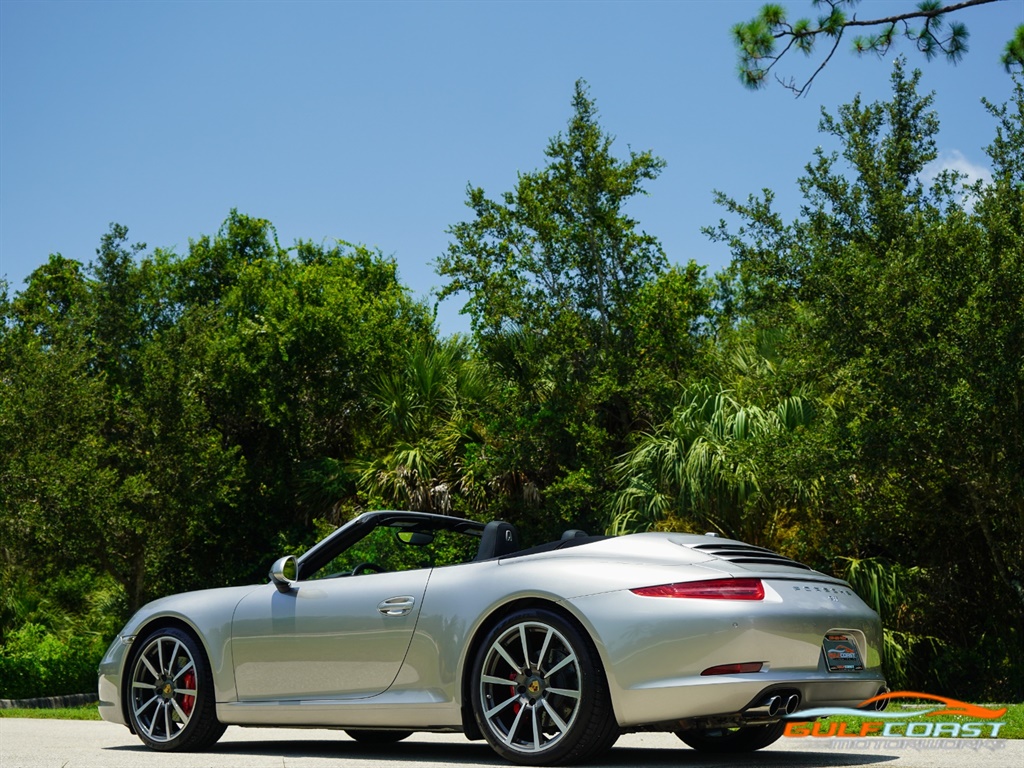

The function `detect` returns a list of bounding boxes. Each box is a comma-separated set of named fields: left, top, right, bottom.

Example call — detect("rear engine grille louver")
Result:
left=690, top=543, right=813, bottom=571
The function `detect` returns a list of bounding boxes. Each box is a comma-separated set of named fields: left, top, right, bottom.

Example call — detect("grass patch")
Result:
left=0, top=703, right=101, bottom=720
left=1000, top=704, right=1024, bottom=739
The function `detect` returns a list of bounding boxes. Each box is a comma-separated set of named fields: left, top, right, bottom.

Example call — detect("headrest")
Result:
left=475, top=520, right=520, bottom=560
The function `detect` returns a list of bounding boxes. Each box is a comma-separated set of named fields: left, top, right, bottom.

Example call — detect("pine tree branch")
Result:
left=782, top=0, right=999, bottom=39
left=736, top=0, right=1008, bottom=97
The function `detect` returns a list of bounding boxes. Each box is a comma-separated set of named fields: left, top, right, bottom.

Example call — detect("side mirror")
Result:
left=269, top=555, right=298, bottom=593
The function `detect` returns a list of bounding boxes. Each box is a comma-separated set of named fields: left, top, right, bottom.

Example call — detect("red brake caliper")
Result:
left=509, top=672, right=521, bottom=714
left=181, top=670, right=196, bottom=716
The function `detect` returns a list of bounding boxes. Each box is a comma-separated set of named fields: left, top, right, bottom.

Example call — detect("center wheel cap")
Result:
left=525, top=676, right=545, bottom=699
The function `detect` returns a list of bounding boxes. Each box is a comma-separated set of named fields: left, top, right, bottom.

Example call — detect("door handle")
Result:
left=377, top=596, right=416, bottom=616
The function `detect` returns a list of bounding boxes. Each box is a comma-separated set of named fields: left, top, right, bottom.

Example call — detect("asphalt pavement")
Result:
left=0, top=719, right=1020, bottom=768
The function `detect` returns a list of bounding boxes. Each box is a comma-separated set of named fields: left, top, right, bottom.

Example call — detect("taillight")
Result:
left=701, top=662, right=764, bottom=676
left=630, top=577, right=765, bottom=600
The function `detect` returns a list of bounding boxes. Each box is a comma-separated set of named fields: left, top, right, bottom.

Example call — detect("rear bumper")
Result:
left=612, top=670, right=886, bottom=727
left=565, top=577, right=886, bottom=728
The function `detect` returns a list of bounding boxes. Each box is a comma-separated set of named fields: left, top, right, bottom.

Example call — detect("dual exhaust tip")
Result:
left=870, top=686, right=890, bottom=711
left=747, top=685, right=888, bottom=719
left=747, top=692, right=801, bottom=719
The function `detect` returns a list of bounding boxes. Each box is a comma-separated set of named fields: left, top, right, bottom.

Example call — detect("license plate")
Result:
left=823, top=633, right=864, bottom=671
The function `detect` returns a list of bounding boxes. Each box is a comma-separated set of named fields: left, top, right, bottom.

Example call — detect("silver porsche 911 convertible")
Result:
left=98, top=510, right=887, bottom=765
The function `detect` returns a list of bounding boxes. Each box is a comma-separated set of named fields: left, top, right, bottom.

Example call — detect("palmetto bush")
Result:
left=609, top=380, right=818, bottom=544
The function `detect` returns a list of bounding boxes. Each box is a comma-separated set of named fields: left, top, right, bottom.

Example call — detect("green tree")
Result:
left=0, top=235, right=246, bottom=613
left=437, top=80, right=711, bottom=537
left=167, top=212, right=435, bottom=566
left=1, top=212, right=435, bottom=616
left=0, top=257, right=110, bottom=591
left=733, top=0, right=1022, bottom=96
left=439, top=80, right=668, bottom=352
left=706, top=62, right=1024, bottom=696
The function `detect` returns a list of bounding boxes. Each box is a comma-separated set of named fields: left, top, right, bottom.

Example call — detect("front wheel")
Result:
left=471, top=608, right=618, bottom=765
left=675, top=721, right=787, bottom=752
left=126, top=627, right=226, bottom=751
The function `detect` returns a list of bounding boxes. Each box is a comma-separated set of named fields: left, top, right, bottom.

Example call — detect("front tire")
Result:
left=675, top=721, right=787, bottom=752
left=126, top=627, right=226, bottom=751
left=471, top=608, right=618, bottom=765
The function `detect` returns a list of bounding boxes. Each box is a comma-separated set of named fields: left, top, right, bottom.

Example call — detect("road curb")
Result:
left=0, top=692, right=98, bottom=709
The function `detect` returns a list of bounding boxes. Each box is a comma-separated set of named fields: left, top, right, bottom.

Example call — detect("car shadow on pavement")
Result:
left=594, top=747, right=899, bottom=766
left=105, top=738, right=899, bottom=767
left=105, top=738, right=499, bottom=765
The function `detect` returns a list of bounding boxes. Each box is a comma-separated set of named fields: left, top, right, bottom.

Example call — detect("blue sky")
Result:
left=1, top=0, right=1020, bottom=336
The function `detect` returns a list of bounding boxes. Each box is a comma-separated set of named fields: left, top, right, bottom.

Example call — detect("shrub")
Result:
left=0, top=623, right=105, bottom=700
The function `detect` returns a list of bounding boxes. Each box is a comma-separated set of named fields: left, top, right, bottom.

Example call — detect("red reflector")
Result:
left=701, top=662, right=764, bottom=676
left=630, top=578, right=765, bottom=600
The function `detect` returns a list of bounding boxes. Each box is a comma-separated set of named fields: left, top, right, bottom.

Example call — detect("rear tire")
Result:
left=675, top=721, right=786, bottom=752
left=126, top=627, right=226, bottom=751
left=470, top=608, right=618, bottom=765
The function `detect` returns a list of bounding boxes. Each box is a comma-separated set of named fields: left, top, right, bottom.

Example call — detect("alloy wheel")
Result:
left=477, top=620, right=583, bottom=755
left=129, top=633, right=198, bottom=743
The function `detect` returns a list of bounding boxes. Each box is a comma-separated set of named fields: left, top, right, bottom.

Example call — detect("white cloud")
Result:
left=921, top=149, right=993, bottom=188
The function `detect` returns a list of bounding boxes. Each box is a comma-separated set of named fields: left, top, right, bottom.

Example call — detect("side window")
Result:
left=305, top=525, right=479, bottom=580
left=308, top=527, right=411, bottom=579
left=425, top=529, right=479, bottom=567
